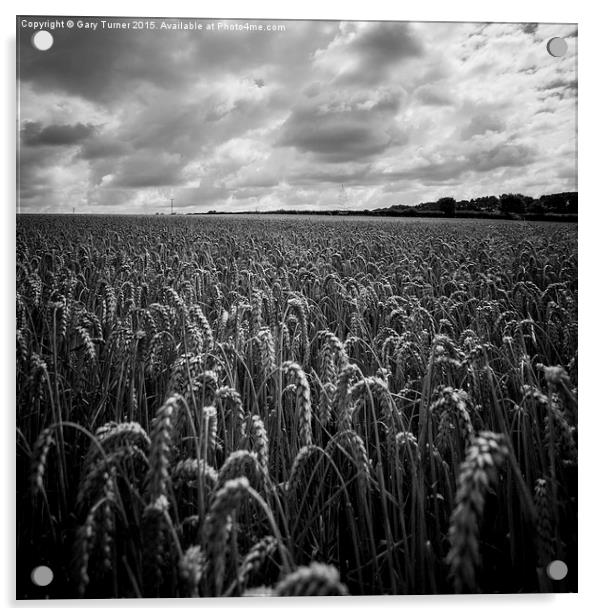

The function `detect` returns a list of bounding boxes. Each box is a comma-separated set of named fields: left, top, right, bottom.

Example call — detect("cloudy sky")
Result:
left=17, top=19, right=577, bottom=213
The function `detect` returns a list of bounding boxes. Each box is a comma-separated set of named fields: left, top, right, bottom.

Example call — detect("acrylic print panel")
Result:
left=16, top=16, right=577, bottom=598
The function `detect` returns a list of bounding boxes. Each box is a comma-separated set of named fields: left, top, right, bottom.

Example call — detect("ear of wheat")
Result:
left=141, top=494, right=171, bottom=597
left=275, top=562, right=348, bottom=596
left=217, top=449, right=264, bottom=491
left=215, top=385, right=247, bottom=442
left=333, top=363, right=362, bottom=431
left=238, top=535, right=278, bottom=587
left=325, top=429, right=371, bottom=492
left=282, top=361, right=312, bottom=448
left=178, top=545, right=208, bottom=598
left=446, top=431, right=509, bottom=593
left=248, top=414, right=269, bottom=478
left=287, top=445, right=322, bottom=492
left=146, top=395, right=181, bottom=504
left=202, top=476, right=252, bottom=595
left=30, top=426, right=55, bottom=495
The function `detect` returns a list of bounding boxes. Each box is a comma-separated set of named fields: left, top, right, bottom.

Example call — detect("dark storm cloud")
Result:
left=318, top=22, right=424, bottom=85
left=472, top=143, right=537, bottom=172
left=352, top=21, right=423, bottom=66
left=277, top=88, right=406, bottom=163
left=21, top=121, right=96, bottom=146
left=108, top=152, right=184, bottom=188
left=79, top=136, right=130, bottom=160
left=347, top=22, right=423, bottom=79
left=279, top=115, right=392, bottom=161
left=382, top=143, right=537, bottom=184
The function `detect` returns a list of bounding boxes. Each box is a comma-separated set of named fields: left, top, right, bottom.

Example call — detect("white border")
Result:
left=3, top=0, right=600, bottom=613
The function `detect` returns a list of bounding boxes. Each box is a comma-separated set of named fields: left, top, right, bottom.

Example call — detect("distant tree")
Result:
left=437, top=197, right=457, bottom=217
left=526, top=199, right=545, bottom=215
left=565, top=193, right=578, bottom=214
left=499, top=193, right=526, bottom=215
left=472, top=195, right=500, bottom=211
left=540, top=192, right=577, bottom=213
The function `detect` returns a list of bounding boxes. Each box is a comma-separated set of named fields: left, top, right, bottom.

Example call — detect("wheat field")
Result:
left=16, top=214, right=577, bottom=598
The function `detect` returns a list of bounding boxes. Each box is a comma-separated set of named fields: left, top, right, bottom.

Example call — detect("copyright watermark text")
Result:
left=19, top=17, right=287, bottom=33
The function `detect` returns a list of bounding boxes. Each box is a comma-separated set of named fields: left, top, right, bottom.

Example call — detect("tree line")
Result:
left=378, top=192, right=577, bottom=220
left=194, top=191, right=577, bottom=220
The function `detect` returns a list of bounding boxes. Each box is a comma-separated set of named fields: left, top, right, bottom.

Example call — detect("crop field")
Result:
left=16, top=214, right=577, bottom=598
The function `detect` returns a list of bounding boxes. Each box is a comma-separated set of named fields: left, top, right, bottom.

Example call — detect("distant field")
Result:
left=16, top=214, right=577, bottom=597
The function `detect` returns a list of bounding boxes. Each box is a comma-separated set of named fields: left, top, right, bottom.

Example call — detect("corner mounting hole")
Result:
left=546, top=559, right=568, bottom=581
left=31, top=565, right=54, bottom=586
left=32, top=30, right=54, bottom=51
left=547, top=37, right=567, bottom=58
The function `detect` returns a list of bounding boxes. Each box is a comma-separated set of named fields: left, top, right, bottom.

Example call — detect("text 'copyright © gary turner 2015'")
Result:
left=19, top=18, right=288, bottom=33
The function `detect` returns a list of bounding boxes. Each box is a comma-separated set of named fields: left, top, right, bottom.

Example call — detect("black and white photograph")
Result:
left=16, top=15, right=577, bottom=599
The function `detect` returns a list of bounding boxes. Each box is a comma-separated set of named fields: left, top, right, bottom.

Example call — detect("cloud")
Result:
left=460, top=113, right=506, bottom=140
left=22, top=121, right=96, bottom=146
left=472, top=142, right=537, bottom=171
left=538, top=77, right=577, bottom=99
left=314, top=21, right=424, bottom=84
left=79, top=135, right=130, bottom=159
left=18, top=20, right=337, bottom=105
left=379, top=142, right=538, bottom=184
left=521, top=24, right=539, bottom=35
left=277, top=88, right=406, bottom=162
left=17, top=20, right=577, bottom=213
left=278, top=110, right=399, bottom=162
left=414, top=85, right=454, bottom=106
left=107, top=152, right=185, bottom=188
left=351, top=21, right=423, bottom=68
